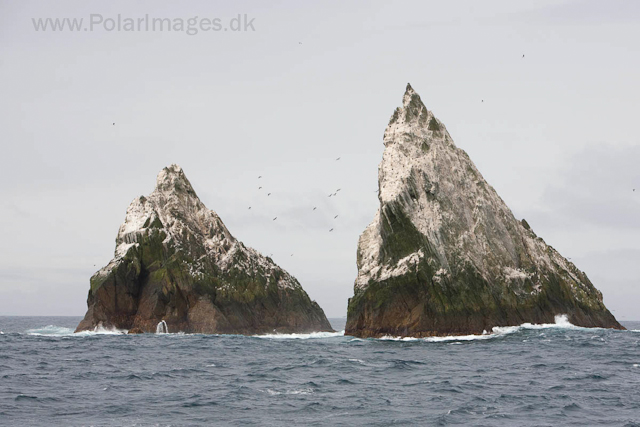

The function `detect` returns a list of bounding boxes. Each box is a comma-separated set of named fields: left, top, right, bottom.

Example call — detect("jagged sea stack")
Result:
left=345, top=84, right=623, bottom=338
left=76, top=165, right=332, bottom=334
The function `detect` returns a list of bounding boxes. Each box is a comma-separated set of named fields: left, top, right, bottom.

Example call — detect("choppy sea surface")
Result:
left=1, top=316, right=639, bottom=426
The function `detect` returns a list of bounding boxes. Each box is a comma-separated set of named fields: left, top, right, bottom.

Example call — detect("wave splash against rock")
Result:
left=76, top=165, right=332, bottom=334
left=346, top=84, right=623, bottom=338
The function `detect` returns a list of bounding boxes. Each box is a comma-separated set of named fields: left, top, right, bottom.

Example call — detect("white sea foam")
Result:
left=20, top=315, right=600, bottom=340
left=156, top=320, right=168, bottom=334
left=265, top=388, right=314, bottom=395
left=26, top=325, right=127, bottom=336
left=254, top=330, right=345, bottom=340
left=379, top=335, right=421, bottom=342
left=377, top=315, right=582, bottom=342
left=516, top=314, right=578, bottom=330
left=77, top=325, right=128, bottom=336
left=424, top=332, right=497, bottom=342
left=26, top=325, right=76, bottom=336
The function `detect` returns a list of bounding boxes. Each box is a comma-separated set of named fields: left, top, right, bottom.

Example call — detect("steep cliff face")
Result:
left=76, top=165, right=332, bottom=334
left=345, top=84, right=623, bottom=338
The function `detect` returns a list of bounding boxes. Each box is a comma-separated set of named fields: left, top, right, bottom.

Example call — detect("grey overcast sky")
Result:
left=0, top=0, right=638, bottom=319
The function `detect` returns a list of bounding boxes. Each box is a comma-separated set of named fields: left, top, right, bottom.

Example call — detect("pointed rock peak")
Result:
left=386, top=84, right=432, bottom=139
left=402, top=82, right=425, bottom=111
left=154, top=164, right=197, bottom=196
left=348, top=86, right=623, bottom=338
left=403, top=82, right=415, bottom=101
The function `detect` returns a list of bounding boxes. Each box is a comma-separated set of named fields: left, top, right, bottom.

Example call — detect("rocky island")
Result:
left=346, top=84, right=623, bottom=338
left=76, top=165, right=332, bottom=334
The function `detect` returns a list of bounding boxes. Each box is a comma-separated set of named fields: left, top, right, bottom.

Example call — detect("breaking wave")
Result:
left=3, top=316, right=639, bottom=426
left=15, top=316, right=623, bottom=340
left=264, top=388, right=315, bottom=395
left=26, top=325, right=127, bottom=337
left=254, top=330, right=345, bottom=340
left=379, top=314, right=581, bottom=342
left=26, top=325, right=75, bottom=336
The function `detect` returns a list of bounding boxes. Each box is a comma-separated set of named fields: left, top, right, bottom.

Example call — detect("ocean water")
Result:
left=1, top=316, right=639, bottom=426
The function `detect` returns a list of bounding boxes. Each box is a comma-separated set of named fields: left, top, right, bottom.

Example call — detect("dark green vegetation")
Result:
left=76, top=166, right=332, bottom=334
left=347, top=207, right=622, bottom=337
left=346, top=84, right=623, bottom=338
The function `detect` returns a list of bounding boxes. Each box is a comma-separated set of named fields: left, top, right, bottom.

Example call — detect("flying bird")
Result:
left=248, top=207, right=251, bottom=210
left=258, top=176, right=262, bottom=179
left=268, top=193, right=271, bottom=196
left=336, top=189, right=341, bottom=192
left=522, top=54, right=525, bottom=58
left=328, top=194, right=333, bottom=197
left=273, top=217, right=277, bottom=221
left=336, top=157, right=341, bottom=161
left=259, top=186, right=262, bottom=189
left=334, top=215, right=339, bottom=219
left=112, top=123, right=115, bottom=125
left=313, top=207, right=317, bottom=210
left=329, top=228, right=334, bottom=232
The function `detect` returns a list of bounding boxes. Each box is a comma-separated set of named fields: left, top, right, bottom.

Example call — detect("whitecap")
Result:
left=26, top=324, right=127, bottom=337
left=379, top=329, right=500, bottom=342
left=253, top=330, right=345, bottom=340
left=264, top=388, right=314, bottom=395
left=379, top=335, right=420, bottom=341
left=517, top=314, right=579, bottom=330
left=424, top=332, right=499, bottom=342
left=75, top=325, right=127, bottom=336
left=26, top=325, right=75, bottom=336
left=374, top=314, right=581, bottom=342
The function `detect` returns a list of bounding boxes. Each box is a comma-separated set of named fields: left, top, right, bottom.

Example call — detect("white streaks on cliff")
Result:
left=355, top=84, right=596, bottom=300
left=100, top=164, right=300, bottom=291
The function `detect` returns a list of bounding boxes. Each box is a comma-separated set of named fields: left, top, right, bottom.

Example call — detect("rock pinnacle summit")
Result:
left=346, top=84, right=623, bottom=338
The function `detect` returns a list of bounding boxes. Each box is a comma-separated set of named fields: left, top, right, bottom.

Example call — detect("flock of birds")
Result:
left=243, top=157, right=349, bottom=259
left=248, top=157, right=345, bottom=242
left=109, top=123, right=358, bottom=261
left=110, top=50, right=638, bottom=261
